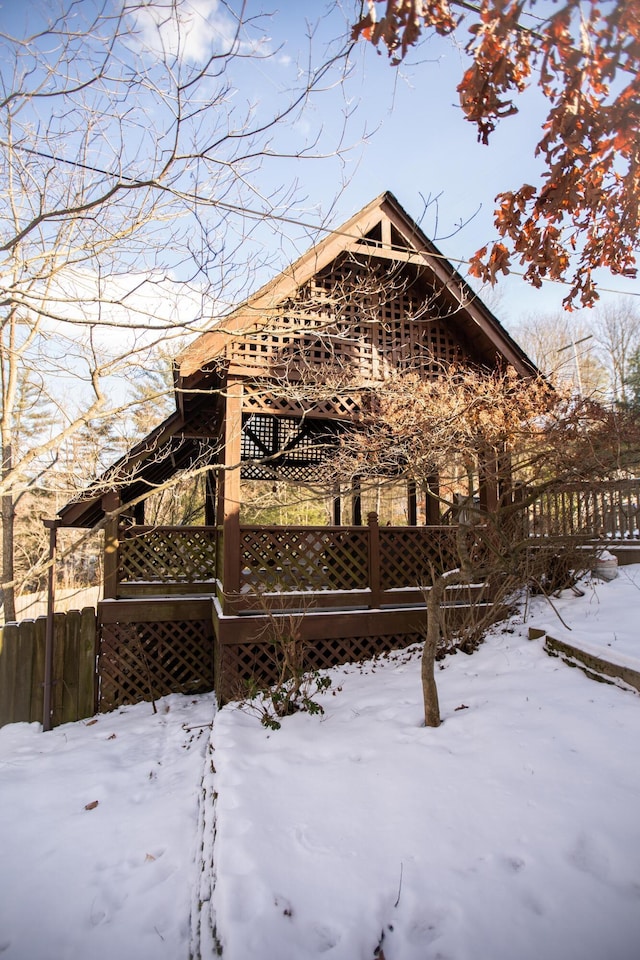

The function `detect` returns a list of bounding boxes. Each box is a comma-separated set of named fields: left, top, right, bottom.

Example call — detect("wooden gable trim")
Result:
left=178, top=191, right=538, bottom=382
left=378, top=196, right=537, bottom=377
left=178, top=193, right=403, bottom=378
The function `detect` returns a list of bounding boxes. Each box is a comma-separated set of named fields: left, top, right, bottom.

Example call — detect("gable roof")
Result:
left=177, top=191, right=538, bottom=382
left=57, top=192, right=540, bottom=528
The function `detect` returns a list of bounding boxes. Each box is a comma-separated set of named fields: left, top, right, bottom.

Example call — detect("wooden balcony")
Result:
left=112, top=478, right=640, bottom=611
left=527, top=478, right=640, bottom=541
left=92, top=478, right=640, bottom=708
left=115, top=516, right=464, bottom=611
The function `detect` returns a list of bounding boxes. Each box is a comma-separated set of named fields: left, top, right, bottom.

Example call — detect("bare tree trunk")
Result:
left=422, top=514, right=475, bottom=727
left=1, top=443, right=15, bottom=622
left=422, top=575, right=445, bottom=727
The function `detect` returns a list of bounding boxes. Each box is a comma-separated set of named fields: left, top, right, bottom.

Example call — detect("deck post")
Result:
left=102, top=491, right=121, bottom=600
left=205, top=469, right=217, bottom=527
left=222, top=380, right=243, bottom=612
left=332, top=484, right=341, bottom=526
left=425, top=475, right=440, bottom=525
left=352, top=476, right=362, bottom=525
left=408, top=480, right=417, bottom=526
left=367, top=511, right=381, bottom=608
left=478, top=447, right=499, bottom=514
left=42, top=519, right=59, bottom=732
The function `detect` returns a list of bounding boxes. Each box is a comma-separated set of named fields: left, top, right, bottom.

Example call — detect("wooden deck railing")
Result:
left=113, top=479, right=640, bottom=605
left=527, top=478, right=640, bottom=540
left=118, top=525, right=218, bottom=595
left=116, top=517, right=459, bottom=607
left=235, top=518, right=461, bottom=608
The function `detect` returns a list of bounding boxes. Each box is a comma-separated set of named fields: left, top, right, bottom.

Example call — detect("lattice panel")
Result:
left=99, top=618, right=214, bottom=712
left=239, top=527, right=369, bottom=592
left=228, top=253, right=468, bottom=384
left=216, top=632, right=422, bottom=703
left=119, top=527, right=217, bottom=583
left=241, top=413, right=343, bottom=481
left=380, top=527, right=458, bottom=590
left=307, top=633, right=421, bottom=671
left=241, top=385, right=363, bottom=421
left=182, top=405, right=221, bottom=438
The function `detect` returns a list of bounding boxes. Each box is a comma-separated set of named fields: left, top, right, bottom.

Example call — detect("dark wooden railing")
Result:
left=527, top=479, right=640, bottom=540
left=115, top=517, right=459, bottom=607
left=235, top=518, right=461, bottom=608
left=112, top=479, right=640, bottom=606
left=118, top=525, right=218, bottom=596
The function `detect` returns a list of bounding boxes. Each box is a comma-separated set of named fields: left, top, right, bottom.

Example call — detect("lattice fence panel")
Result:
left=380, top=527, right=459, bottom=590
left=241, top=386, right=362, bottom=421
left=239, top=527, right=369, bottom=593
left=99, top=618, right=214, bottom=712
left=119, top=527, right=217, bottom=583
left=307, top=633, right=421, bottom=671
left=216, top=632, right=422, bottom=703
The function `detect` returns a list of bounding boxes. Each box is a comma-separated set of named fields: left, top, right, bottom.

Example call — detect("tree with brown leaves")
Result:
left=333, top=364, right=640, bottom=725
left=352, top=0, right=640, bottom=309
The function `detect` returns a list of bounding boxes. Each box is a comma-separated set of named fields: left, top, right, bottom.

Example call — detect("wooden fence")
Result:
left=0, top=586, right=101, bottom=626
left=528, top=479, right=640, bottom=540
left=0, top=608, right=96, bottom=730
left=0, top=600, right=216, bottom=730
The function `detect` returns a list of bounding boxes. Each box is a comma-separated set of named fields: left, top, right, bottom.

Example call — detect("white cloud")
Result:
left=12, top=265, right=213, bottom=368
left=127, top=0, right=269, bottom=65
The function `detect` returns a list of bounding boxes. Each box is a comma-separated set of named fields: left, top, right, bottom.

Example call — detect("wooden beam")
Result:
left=344, top=240, right=424, bottom=265
left=222, top=381, right=243, bottom=610
left=98, top=597, right=213, bottom=624
left=367, top=512, right=381, bottom=608
left=408, top=480, right=417, bottom=526
left=333, top=484, right=342, bottom=526
left=102, top=491, right=121, bottom=600
left=42, top=519, right=58, bottom=732
left=425, top=475, right=441, bottom=525
left=352, top=476, right=362, bottom=526
left=205, top=470, right=217, bottom=526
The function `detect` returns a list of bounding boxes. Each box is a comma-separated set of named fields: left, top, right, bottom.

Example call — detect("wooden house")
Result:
left=56, top=192, right=539, bottom=710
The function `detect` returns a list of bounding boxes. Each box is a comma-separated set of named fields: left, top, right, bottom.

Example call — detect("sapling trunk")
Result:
left=422, top=574, right=445, bottom=727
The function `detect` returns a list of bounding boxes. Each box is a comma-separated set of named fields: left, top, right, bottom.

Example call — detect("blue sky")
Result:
left=1, top=0, right=637, bottom=334
left=241, top=0, right=639, bottom=327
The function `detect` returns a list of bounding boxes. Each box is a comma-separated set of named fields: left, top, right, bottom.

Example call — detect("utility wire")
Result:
left=6, top=142, right=640, bottom=300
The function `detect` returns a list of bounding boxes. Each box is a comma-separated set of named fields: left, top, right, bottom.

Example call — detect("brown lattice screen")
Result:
left=380, top=526, right=459, bottom=589
left=216, top=631, right=422, bottom=703
left=238, top=524, right=461, bottom=595
left=240, top=414, right=342, bottom=481
left=99, top=617, right=214, bottom=712
left=241, top=384, right=362, bottom=420
left=229, top=253, right=467, bottom=383
left=239, top=526, right=369, bottom=593
left=119, top=526, right=217, bottom=583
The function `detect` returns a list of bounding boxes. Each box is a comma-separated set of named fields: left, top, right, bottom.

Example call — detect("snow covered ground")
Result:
left=1, top=567, right=640, bottom=960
